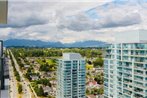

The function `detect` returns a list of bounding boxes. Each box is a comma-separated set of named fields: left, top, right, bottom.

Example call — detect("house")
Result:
left=24, top=64, right=30, bottom=68
left=87, top=95, right=96, bottom=98
left=43, top=86, right=51, bottom=94
left=87, top=81, right=98, bottom=88
left=87, top=95, right=104, bottom=98
left=30, top=75, right=39, bottom=80
left=96, top=95, right=104, bottom=98
left=50, top=80, right=56, bottom=85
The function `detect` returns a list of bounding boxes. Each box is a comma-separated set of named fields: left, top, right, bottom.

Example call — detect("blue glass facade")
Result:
left=57, top=53, right=86, bottom=98
left=104, top=43, right=147, bottom=98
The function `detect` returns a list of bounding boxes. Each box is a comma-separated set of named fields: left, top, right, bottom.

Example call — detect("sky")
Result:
left=0, top=0, right=147, bottom=43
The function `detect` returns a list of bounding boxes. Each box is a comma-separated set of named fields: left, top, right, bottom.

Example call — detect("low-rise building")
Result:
left=30, top=75, right=39, bottom=81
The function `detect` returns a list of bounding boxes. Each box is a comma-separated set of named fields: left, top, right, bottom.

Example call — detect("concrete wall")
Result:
left=0, top=1, right=8, bottom=24
left=114, top=30, right=147, bottom=43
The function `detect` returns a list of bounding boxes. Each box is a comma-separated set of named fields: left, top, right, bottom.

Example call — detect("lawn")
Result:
left=46, top=59, right=55, bottom=65
left=86, top=64, right=94, bottom=70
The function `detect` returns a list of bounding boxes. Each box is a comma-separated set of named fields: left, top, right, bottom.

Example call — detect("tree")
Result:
left=86, top=89, right=90, bottom=95
left=16, top=75, right=20, bottom=81
left=94, top=75, right=104, bottom=85
left=34, top=85, right=44, bottom=96
left=39, top=64, right=49, bottom=72
left=97, top=87, right=104, bottom=95
left=48, top=95, right=55, bottom=98
left=34, top=79, right=51, bottom=87
left=18, top=83, right=22, bottom=94
left=87, top=60, right=92, bottom=65
left=39, top=86, right=44, bottom=96
left=14, top=71, right=21, bottom=82
left=93, top=58, right=103, bottom=67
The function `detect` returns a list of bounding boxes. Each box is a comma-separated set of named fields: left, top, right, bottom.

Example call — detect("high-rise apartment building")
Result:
left=104, top=30, right=147, bottom=98
left=0, top=41, right=9, bottom=98
left=0, top=0, right=8, bottom=91
left=57, top=53, right=86, bottom=98
left=0, top=40, right=4, bottom=90
left=0, top=0, right=8, bottom=24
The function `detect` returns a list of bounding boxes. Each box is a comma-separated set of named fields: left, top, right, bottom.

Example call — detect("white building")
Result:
left=104, top=30, right=147, bottom=98
left=56, top=53, right=86, bottom=98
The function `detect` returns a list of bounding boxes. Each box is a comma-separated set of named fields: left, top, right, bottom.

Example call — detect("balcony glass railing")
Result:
left=134, top=87, right=144, bottom=95
left=134, top=70, right=143, bottom=75
left=123, top=65, right=132, bottom=68
left=123, top=70, right=132, bottom=74
left=135, top=68, right=145, bottom=72
left=134, top=82, right=144, bottom=88
left=123, top=89, right=132, bottom=96
left=134, top=77, right=143, bottom=82
left=133, top=94, right=144, bottom=98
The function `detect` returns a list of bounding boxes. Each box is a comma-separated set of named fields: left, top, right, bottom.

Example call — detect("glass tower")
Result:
left=104, top=31, right=147, bottom=98
left=0, top=40, right=4, bottom=90
left=57, top=53, right=86, bottom=98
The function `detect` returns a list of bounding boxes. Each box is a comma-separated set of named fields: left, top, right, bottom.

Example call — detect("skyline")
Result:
left=0, top=0, right=147, bottom=43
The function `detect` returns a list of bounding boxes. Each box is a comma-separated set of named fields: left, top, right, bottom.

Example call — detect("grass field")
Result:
left=86, top=64, right=94, bottom=70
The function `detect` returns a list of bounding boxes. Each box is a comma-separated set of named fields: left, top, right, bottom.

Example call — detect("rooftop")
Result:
left=62, top=53, right=83, bottom=60
left=113, top=29, right=147, bottom=44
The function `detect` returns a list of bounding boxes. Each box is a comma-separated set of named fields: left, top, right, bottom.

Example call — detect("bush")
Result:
left=34, top=85, right=44, bottom=96
left=93, top=58, right=103, bottom=67
left=94, top=75, right=104, bottom=85
left=18, top=83, right=22, bottom=94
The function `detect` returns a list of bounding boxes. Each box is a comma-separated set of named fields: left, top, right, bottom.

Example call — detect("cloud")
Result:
left=1, top=0, right=109, bottom=28
left=0, top=2, right=50, bottom=28
left=0, top=28, right=12, bottom=40
left=100, top=12, right=141, bottom=28
left=58, top=1, right=142, bottom=31
left=0, top=0, right=147, bottom=43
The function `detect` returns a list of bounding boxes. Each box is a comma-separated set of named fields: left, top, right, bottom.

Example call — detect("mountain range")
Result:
left=4, top=39, right=107, bottom=48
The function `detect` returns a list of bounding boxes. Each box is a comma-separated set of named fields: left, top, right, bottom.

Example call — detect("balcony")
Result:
left=117, top=87, right=122, bottom=93
left=123, top=89, right=132, bottom=96
left=134, top=83, right=145, bottom=89
left=135, top=58, right=146, bottom=63
left=124, top=86, right=133, bottom=91
left=123, top=81, right=132, bottom=85
left=133, top=94, right=144, bottom=98
left=134, top=72, right=143, bottom=77
left=134, top=66, right=144, bottom=71
left=134, top=90, right=145, bottom=96
left=123, top=70, right=132, bottom=74
left=134, top=77, right=143, bottom=82
left=123, top=65, right=132, bottom=69
left=123, top=75, right=132, bottom=80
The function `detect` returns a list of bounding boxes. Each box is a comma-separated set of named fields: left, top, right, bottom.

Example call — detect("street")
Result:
left=8, top=51, right=18, bottom=98
left=9, top=50, right=32, bottom=98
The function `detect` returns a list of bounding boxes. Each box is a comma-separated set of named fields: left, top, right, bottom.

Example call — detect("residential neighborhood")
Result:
left=8, top=48, right=104, bottom=98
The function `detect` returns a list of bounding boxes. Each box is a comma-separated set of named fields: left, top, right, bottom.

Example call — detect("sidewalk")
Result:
left=1, top=79, right=9, bottom=98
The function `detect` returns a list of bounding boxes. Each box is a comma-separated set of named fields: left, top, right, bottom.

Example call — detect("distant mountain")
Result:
left=4, top=39, right=63, bottom=47
left=4, top=39, right=107, bottom=48
left=64, top=40, right=107, bottom=47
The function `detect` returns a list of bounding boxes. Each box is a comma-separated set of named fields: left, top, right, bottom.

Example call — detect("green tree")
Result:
left=97, top=88, right=104, bottom=94
left=34, top=85, right=44, bottom=96
left=94, top=75, right=104, bottom=85
left=18, top=83, right=22, bottom=94
left=93, top=58, right=104, bottom=67
left=86, top=89, right=90, bottom=95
